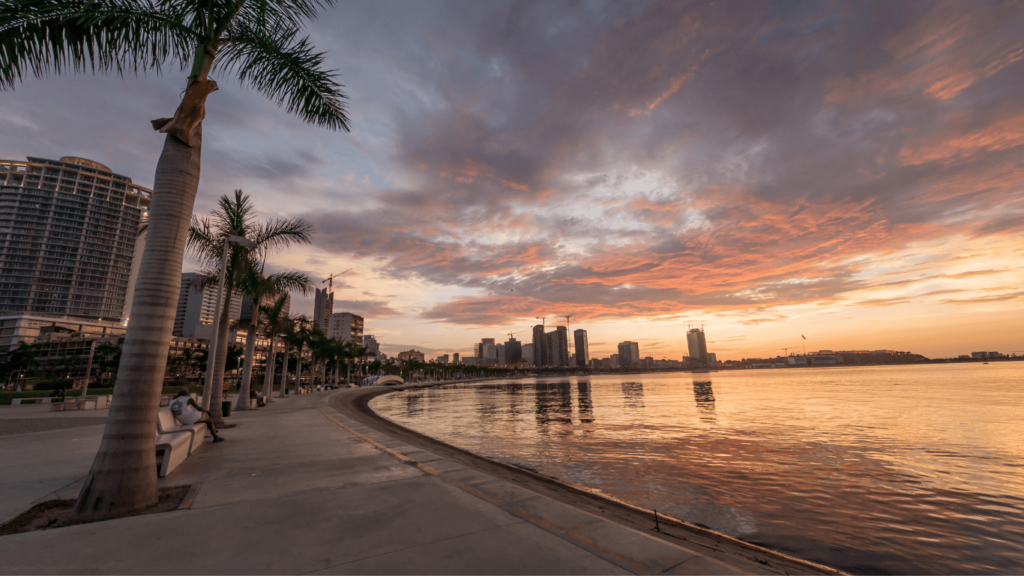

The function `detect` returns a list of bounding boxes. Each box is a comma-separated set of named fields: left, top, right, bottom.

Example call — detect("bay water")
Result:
left=370, top=364, right=1024, bottom=574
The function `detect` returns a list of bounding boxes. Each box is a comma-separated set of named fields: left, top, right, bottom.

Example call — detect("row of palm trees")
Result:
left=4, top=0, right=351, bottom=520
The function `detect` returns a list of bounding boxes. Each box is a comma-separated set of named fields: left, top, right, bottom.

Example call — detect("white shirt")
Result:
left=170, top=396, right=201, bottom=425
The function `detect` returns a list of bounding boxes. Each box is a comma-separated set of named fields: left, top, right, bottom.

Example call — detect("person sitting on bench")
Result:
left=49, top=387, right=67, bottom=402
left=250, top=387, right=266, bottom=407
left=169, top=388, right=224, bottom=442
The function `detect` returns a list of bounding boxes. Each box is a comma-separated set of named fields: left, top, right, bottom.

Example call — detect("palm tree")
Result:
left=307, top=331, right=332, bottom=388
left=257, top=294, right=290, bottom=402
left=2, top=0, right=349, bottom=520
left=234, top=268, right=310, bottom=410
left=187, top=190, right=313, bottom=425
left=279, top=315, right=309, bottom=398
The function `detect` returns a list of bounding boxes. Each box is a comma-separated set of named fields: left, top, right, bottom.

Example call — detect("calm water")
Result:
left=370, top=364, right=1024, bottom=574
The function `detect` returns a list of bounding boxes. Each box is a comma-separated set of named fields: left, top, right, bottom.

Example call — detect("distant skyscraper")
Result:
left=573, top=329, right=589, bottom=368
left=312, top=287, right=333, bottom=332
left=0, top=156, right=151, bottom=325
left=505, top=336, right=522, bottom=364
left=437, top=354, right=449, bottom=364
left=475, top=337, right=496, bottom=358
left=453, top=352, right=460, bottom=364
left=617, top=341, right=640, bottom=368
left=532, top=324, right=547, bottom=367
left=362, top=334, right=381, bottom=359
left=687, top=327, right=709, bottom=368
left=546, top=326, right=569, bottom=367
left=328, top=312, right=363, bottom=345
left=173, top=272, right=242, bottom=340
left=522, top=343, right=533, bottom=365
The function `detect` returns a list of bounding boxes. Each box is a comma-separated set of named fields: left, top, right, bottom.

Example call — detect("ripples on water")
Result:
left=370, top=364, right=1024, bottom=574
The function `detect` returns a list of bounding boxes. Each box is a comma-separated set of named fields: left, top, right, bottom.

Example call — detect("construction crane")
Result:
left=564, top=314, right=575, bottom=358
left=535, top=316, right=546, bottom=328
left=322, top=268, right=352, bottom=292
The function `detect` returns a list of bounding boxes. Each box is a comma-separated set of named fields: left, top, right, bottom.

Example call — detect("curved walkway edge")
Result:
left=328, top=383, right=846, bottom=576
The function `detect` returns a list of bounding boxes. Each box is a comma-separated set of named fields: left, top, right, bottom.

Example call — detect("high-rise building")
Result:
left=522, top=343, right=533, bottom=365
left=617, top=341, right=640, bottom=368
left=172, top=273, right=242, bottom=341
left=495, top=344, right=506, bottom=364
left=362, top=334, right=381, bottom=359
left=504, top=336, right=522, bottom=364
left=474, top=338, right=496, bottom=358
left=240, top=292, right=290, bottom=321
left=573, top=329, right=589, bottom=368
left=0, top=156, right=152, bottom=349
left=453, top=352, right=460, bottom=364
left=328, top=312, right=363, bottom=345
left=687, top=327, right=709, bottom=368
left=437, top=354, right=449, bottom=364
left=312, top=287, right=333, bottom=332
left=532, top=324, right=547, bottom=367
left=546, top=326, right=569, bottom=367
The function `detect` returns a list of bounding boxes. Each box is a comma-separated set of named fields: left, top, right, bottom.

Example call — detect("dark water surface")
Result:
left=370, top=364, right=1024, bottom=574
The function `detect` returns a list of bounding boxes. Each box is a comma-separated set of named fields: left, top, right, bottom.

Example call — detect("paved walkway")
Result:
left=0, top=390, right=771, bottom=575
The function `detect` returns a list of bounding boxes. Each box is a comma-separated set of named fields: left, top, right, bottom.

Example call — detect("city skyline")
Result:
left=2, top=1, right=1022, bottom=360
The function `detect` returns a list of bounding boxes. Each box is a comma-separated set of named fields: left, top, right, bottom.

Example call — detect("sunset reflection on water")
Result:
left=370, top=364, right=1024, bottom=574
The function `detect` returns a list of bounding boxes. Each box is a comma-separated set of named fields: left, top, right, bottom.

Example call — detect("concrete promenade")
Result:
left=0, top=388, right=798, bottom=575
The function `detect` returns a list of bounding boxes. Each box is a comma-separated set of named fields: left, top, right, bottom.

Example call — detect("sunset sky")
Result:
left=3, top=1, right=1023, bottom=360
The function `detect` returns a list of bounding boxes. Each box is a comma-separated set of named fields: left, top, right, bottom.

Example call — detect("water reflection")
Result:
left=693, top=380, right=716, bottom=424
left=535, top=381, right=573, bottom=427
left=621, top=381, right=645, bottom=410
left=577, top=382, right=594, bottom=423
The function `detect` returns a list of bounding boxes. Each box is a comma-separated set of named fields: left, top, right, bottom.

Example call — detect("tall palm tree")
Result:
left=234, top=267, right=310, bottom=410
left=2, top=0, right=349, bottom=520
left=187, top=190, right=313, bottom=425
left=257, top=294, right=290, bottom=402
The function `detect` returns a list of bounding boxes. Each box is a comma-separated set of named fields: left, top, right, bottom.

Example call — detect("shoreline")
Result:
left=330, top=380, right=845, bottom=575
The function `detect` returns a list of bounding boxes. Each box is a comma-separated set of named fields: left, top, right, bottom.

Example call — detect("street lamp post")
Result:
left=81, top=340, right=97, bottom=397
left=201, top=235, right=257, bottom=410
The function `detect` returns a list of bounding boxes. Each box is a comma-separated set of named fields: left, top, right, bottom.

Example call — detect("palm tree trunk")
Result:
left=278, top=346, right=289, bottom=398
left=262, top=334, right=276, bottom=402
left=235, top=323, right=257, bottom=411
left=209, top=313, right=230, bottom=426
left=74, top=132, right=202, bottom=521
left=294, top=344, right=303, bottom=393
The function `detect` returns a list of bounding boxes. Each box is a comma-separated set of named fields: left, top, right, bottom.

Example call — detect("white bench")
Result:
left=12, top=397, right=54, bottom=405
left=156, top=432, right=192, bottom=478
left=156, top=408, right=206, bottom=454
left=154, top=407, right=206, bottom=477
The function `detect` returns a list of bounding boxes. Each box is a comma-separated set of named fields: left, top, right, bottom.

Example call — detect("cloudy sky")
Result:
left=3, top=0, right=1023, bottom=360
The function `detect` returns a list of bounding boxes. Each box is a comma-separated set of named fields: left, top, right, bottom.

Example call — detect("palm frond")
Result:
left=234, top=0, right=335, bottom=31
left=265, top=271, right=312, bottom=296
left=0, top=0, right=198, bottom=90
left=185, top=215, right=221, bottom=266
left=215, top=21, right=349, bottom=130
left=250, top=217, right=314, bottom=259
